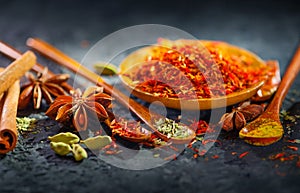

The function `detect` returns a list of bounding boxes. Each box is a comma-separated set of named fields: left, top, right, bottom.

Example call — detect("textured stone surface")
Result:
left=1, top=0, right=300, bottom=193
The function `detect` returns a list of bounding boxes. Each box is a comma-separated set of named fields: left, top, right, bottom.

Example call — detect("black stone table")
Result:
left=1, top=0, right=300, bottom=193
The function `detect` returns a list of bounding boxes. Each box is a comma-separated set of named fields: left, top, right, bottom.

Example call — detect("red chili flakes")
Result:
left=239, top=151, right=249, bottom=159
left=273, top=152, right=285, bottom=160
left=202, top=139, right=221, bottom=146
left=193, top=154, right=199, bottom=159
left=110, top=118, right=149, bottom=139
left=287, top=139, right=300, bottom=143
left=164, top=154, right=177, bottom=161
left=189, top=120, right=214, bottom=136
left=126, top=39, right=268, bottom=100
left=102, top=141, right=121, bottom=155
left=199, top=149, right=207, bottom=156
left=105, top=150, right=117, bottom=155
left=280, top=155, right=297, bottom=162
left=269, top=152, right=300, bottom=168
left=190, top=147, right=199, bottom=154
left=169, top=145, right=179, bottom=152
left=287, top=146, right=299, bottom=151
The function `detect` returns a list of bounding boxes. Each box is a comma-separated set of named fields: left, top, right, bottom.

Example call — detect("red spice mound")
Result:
left=126, top=39, right=268, bottom=99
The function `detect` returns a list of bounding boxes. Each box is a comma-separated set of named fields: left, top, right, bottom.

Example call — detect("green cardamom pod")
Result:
left=72, top=144, right=88, bottom=161
left=93, top=62, right=118, bottom=75
left=81, top=135, right=112, bottom=150
left=50, top=142, right=72, bottom=156
left=48, top=132, right=80, bottom=145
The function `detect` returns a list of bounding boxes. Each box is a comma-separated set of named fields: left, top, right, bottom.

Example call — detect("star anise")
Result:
left=45, top=86, right=112, bottom=132
left=18, top=67, right=71, bottom=109
left=219, top=102, right=264, bottom=131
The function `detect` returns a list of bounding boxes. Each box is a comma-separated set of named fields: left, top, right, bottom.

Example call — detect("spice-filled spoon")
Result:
left=239, top=44, right=300, bottom=146
left=26, top=38, right=196, bottom=144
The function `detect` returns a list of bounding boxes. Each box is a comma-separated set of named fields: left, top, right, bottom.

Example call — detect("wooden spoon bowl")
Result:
left=239, top=44, right=300, bottom=146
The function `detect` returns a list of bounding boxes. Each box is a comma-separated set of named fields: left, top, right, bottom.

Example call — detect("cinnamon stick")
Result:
left=0, top=69, right=20, bottom=154
left=0, top=51, right=36, bottom=95
left=0, top=41, right=73, bottom=92
left=0, top=52, right=36, bottom=154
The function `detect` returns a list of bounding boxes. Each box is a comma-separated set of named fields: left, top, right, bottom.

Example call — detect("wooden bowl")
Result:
left=119, top=40, right=266, bottom=110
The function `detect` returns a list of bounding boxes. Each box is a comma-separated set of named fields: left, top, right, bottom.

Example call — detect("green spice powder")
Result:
left=154, top=118, right=190, bottom=139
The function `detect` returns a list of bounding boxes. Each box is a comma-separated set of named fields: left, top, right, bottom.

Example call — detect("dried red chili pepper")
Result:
left=199, top=149, right=207, bottom=156
left=239, top=151, right=249, bottom=158
left=190, top=147, right=199, bottom=154
left=169, top=145, right=179, bottom=152
left=102, top=141, right=121, bottom=155
left=273, top=152, right=285, bottom=159
left=164, top=154, right=177, bottom=161
left=190, top=120, right=213, bottom=136
left=287, top=145, right=298, bottom=151
left=202, top=139, right=221, bottom=146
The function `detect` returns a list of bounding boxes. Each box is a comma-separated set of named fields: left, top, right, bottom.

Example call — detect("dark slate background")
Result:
left=1, top=0, right=300, bottom=193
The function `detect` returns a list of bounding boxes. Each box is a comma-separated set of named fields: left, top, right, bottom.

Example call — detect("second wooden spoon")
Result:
left=239, top=44, right=300, bottom=146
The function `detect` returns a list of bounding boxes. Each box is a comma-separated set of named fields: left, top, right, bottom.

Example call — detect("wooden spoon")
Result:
left=26, top=38, right=196, bottom=144
left=239, top=44, right=300, bottom=146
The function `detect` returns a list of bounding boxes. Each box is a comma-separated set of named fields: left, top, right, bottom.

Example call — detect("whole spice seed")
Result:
left=48, top=132, right=80, bottom=145
left=81, top=135, right=112, bottom=150
left=49, top=134, right=89, bottom=161
left=154, top=118, right=190, bottom=139
left=219, top=102, right=264, bottom=131
left=46, top=86, right=112, bottom=132
left=18, top=67, right=71, bottom=109
left=93, top=62, right=118, bottom=75
left=50, top=141, right=72, bottom=156
left=72, top=144, right=88, bottom=161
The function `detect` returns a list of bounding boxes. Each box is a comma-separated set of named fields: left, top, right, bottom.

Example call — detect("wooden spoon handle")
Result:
left=26, top=38, right=153, bottom=124
left=265, top=45, right=300, bottom=114
left=0, top=41, right=50, bottom=75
